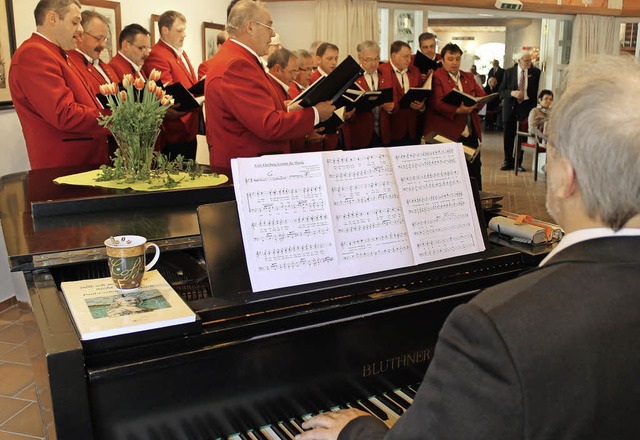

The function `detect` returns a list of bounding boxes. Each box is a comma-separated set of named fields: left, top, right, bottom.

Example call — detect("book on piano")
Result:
left=61, top=270, right=196, bottom=340
left=231, top=143, right=486, bottom=292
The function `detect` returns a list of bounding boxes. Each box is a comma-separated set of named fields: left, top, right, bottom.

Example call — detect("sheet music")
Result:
left=389, top=143, right=485, bottom=262
left=232, top=154, right=339, bottom=292
left=232, top=143, right=484, bottom=292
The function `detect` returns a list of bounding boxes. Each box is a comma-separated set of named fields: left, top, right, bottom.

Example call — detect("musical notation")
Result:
left=231, top=143, right=484, bottom=292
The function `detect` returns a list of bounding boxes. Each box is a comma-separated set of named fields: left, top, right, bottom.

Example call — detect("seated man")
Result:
left=296, top=54, right=640, bottom=440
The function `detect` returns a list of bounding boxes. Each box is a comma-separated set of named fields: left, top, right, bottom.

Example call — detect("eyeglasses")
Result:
left=134, top=45, right=149, bottom=51
left=362, top=57, right=380, bottom=63
left=84, top=31, right=108, bottom=43
left=252, top=20, right=275, bottom=32
left=298, top=67, right=313, bottom=72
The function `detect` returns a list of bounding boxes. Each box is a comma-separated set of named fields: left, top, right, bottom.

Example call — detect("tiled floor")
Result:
left=0, top=128, right=549, bottom=440
left=0, top=301, right=44, bottom=440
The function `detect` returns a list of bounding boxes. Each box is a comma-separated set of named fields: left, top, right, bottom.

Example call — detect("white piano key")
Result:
left=260, top=426, right=283, bottom=440
left=394, top=389, right=414, bottom=405
left=369, top=396, right=401, bottom=426
left=276, top=422, right=296, bottom=439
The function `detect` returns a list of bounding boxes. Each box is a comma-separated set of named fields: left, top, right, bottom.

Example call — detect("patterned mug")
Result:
left=104, top=235, right=160, bottom=291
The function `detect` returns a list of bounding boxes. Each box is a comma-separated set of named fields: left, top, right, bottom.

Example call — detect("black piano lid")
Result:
left=193, top=178, right=513, bottom=323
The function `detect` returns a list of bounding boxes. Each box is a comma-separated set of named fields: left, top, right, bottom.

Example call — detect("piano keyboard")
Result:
left=225, top=385, right=418, bottom=440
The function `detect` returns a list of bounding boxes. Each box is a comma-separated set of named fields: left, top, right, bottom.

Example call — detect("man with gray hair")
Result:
left=296, top=55, right=640, bottom=440
left=204, top=0, right=334, bottom=171
left=67, top=10, right=120, bottom=93
left=10, top=0, right=109, bottom=170
left=499, top=50, right=540, bottom=171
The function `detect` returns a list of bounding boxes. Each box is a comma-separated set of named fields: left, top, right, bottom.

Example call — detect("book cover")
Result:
left=442, top=89, right=498, bottom=108
left=163, top=82, right=201, bottom=111
left=413, top=51, right=442, bottom=74
left=315, top=107, right=346, bottom=133
left=423, top=131, right=481, bottom=163
left=292, top=55, right=364, bottom=108
left=61, top=270, right=196, bottom=340
left=231, top=143, right=485, bottom=292
left=188, top=78, right=205, bottom=96
left=355, top=88, right=393, bottom=112
left=399, top=88, right=431, bottom=109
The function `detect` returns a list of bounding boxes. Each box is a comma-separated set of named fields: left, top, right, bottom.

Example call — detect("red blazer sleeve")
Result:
left=217, top=57, right=314, bottom=141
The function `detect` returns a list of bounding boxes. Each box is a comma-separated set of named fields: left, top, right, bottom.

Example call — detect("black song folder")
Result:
left=399, top=88, right=430, bottom=109
left=292, top=55, right=363, bottom=108
left=413, top=51, right=442, bottom=74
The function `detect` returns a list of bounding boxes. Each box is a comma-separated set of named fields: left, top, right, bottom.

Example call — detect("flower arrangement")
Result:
left=97, top=69, right=202, bottom=187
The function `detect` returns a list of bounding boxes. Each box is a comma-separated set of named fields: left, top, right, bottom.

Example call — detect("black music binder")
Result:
left=413, top=50, right=442, bottom=74
left=399, top=88, right=430, bottom=109
left=163, top=82, right=201, bottom=111
left=292, top=55, right=363, bottom=108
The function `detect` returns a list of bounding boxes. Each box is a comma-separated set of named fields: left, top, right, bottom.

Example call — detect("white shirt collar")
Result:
left=317, top=67, right=329, bottom=77
left=118, top=51, right=141, bottom=72
left=162, top=39, right=183, bottom=57
left=390, top=61, right=406, bottom=75
left=230, top=39, right=263, bottom=66
left=76, top=48, right=96, bottom=64
left=268, top=72, right=290, bottom=92
left=540, top=227, right=640, bottom=266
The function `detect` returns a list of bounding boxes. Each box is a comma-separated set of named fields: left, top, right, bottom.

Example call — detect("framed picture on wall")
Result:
left=150, top=14, right=161, bottom=45
left=81, top=0, right=122, bottom=62
left=202, top=22, right=225, bottom=61
left=0, top=0, right=17, bottom=108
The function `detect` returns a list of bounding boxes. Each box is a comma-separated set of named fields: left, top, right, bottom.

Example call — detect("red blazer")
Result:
left=197, top=61, right=208, bottom=80
left=378, top=62, right=423, bottom=143
left=67, top=50, right=120, bottom=93
left=9, top=34, right=109, bottom=170
left=342, top=71, right=391, bottom=149
left=309, top=70, right=339, bottom=150
left=204, top=40, right=315, bottom=170
left=288, top=81, right=304, bottom=99
left=143, top=40, right=200, bottom=144
left=108, top=52, right=145, bottom=81
left=424, top=67, right=486, bottom=142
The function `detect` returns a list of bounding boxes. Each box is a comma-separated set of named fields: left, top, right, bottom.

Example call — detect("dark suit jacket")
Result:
left=9, top=34, right=109, bottom=170
left=499, top=64, right=541, bottom=122
left=204, top=40, right=314, bottom=170
left=488, top=66, right=504, bottom=86
left=339, top=236, right=640, bottom=440
left=143, top=39, right=200, bottom=145
left=423, top=68, right=485, bottom=142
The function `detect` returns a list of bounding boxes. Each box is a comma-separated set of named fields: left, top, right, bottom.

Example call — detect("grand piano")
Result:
left=0, top=166, right=541, bottom=440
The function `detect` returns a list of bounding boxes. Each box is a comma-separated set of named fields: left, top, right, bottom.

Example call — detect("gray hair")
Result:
left=267, top=48, right=295, bottom=70
left=547, top=54, right=640, bottom=230
left=227, top=0, right=265, bottom=36
left=34, top=0, right=80, bottom=26
left=356, top=40, right=380, bottom=55
left=81, top=9, right=110, bottom=29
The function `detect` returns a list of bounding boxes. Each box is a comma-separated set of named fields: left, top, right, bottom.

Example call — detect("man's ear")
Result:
left=557, top=155, right=578, bottom=200
left=46, top=10, right=58, bottom=26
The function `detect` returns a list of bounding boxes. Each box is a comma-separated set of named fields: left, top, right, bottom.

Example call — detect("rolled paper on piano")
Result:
left=488, top=216, right=547, bottom=245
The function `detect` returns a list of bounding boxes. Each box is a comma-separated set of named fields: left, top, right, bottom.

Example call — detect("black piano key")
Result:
left=354, top=400, right=388, bottom=421
left=237, top=433, right=251, bottom=440
left=376, top=394, right=403, bottom=415
left=384, top=391, right=411, bottom=413
left=273, top=423, right=295, bottom=440
left=250, top=428, right=269, bottom=440
left=393, top=388, right=414, bottom=406
left=260, top=426, right=283, bottom=440
left=403, top=385, right=418, bottom=398
left=368, top=396, right=401, bottom=421
left=284, top=419, right=304, bottom=435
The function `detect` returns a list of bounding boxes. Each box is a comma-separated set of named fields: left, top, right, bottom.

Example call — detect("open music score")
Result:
left=231, top=143, right=485, bottom=292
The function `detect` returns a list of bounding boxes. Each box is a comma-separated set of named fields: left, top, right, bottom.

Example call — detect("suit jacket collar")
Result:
left=544, top=236, right=640, bottom=267
left=157, top=39, right=196, bottom=82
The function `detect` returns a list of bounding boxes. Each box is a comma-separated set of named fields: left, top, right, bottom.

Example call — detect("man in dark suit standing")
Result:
left=498, top=51, right=540, bottom=171
left=487, top=59, right=504, bottom=87
left=296, top=54, right=640, bottom=440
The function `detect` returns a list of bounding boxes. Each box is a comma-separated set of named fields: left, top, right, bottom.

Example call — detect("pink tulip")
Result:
left=147, top=80, right=157, bottom=94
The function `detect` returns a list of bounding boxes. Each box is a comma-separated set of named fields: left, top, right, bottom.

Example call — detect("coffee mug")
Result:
left=104, top=235, right=160, bottom=291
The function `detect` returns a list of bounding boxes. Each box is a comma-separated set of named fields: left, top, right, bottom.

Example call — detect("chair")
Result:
left=513, top=119, right=546, bottom=181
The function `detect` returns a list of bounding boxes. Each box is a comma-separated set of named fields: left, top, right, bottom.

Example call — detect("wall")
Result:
left=268, top=1, right=316, bottom=52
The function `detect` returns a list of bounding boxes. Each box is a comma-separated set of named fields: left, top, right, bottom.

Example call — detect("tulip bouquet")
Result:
left=97, top=69, right=201, bottom=186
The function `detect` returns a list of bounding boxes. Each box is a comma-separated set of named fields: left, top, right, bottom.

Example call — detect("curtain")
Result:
left=315, top=0, right=379, bottom=58
left=570, top=14, right=619, bottom=65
